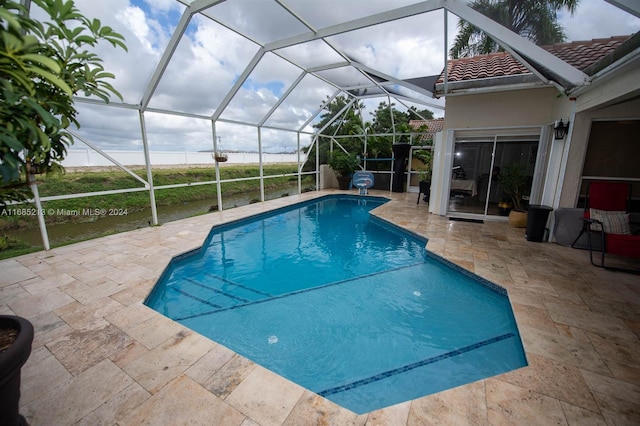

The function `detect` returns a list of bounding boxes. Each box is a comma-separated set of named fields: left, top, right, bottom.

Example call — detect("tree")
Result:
left=407, top=106, right=434, bottom=121
left=313, top=95, right=364, bottom=139
left=0, top=0, right=127, bottom=205
left=368, top=102, right=434, bottom=152
left=303, top=96, right=435, bottom=170
left=307, top=95, right=364, bottom=167
left=370, top=101, right=409, bottom=133
left=450, top=0, right=578, bottom=59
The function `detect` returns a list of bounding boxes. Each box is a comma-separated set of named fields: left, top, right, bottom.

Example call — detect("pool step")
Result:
left=165, top=274, right=273, bottom=319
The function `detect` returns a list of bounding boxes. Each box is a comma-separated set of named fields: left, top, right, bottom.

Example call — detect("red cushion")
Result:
left=605, top=233, right=640, bottom=259
left=589, top=182, right=630, bottom=212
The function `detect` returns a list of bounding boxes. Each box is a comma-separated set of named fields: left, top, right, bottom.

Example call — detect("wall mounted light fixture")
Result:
left=554, top=119, right=570, bottom=139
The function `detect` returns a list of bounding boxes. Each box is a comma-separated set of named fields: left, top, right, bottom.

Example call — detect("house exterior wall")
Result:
left=560, top=96, right=640, bottom=208
left=574, top=62, right=640, bottom=114
left=443, top=87, right=571, bottom=129
left=558, top=63, right=640, bottom=207
left=435, top=44, right=640, bottom=215
left=432, top=87, right=574, bottom=215
left=437, top=84, right=639, bottom=215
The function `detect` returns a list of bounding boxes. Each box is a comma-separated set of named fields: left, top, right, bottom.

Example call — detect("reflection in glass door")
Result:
left=449, top=134, right=539, bottom=217
left=408, top=146, right=433, bottom=192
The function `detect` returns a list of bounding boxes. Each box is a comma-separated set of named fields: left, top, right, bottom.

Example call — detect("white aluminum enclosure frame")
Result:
left=22, top=0, right=636, bottom=250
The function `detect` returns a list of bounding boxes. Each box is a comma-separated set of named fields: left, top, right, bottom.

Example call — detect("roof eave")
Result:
left=569, top=45, right=640, bottom=98
left=434, top=74, right=547, bottom=97
left=584, top=33, right=640, bottom=75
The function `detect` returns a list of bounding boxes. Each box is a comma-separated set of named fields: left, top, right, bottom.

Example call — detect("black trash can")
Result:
left=526, top=205, right=553, bottom=242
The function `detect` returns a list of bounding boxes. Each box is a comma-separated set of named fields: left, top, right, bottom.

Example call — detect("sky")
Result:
left=42, top=0, right=639, bottom=154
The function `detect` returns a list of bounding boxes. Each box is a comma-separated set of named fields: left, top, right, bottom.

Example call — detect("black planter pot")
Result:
left=0, top=315, right=34, bottom=426
left=417, top=180, right=431, bottom=204
left=336, top=175, right=352, bottom=190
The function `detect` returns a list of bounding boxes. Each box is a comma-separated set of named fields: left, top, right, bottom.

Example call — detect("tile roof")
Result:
left=409, top=118, right=444, bottom=133
left=436, top=36, right=631, bottom=84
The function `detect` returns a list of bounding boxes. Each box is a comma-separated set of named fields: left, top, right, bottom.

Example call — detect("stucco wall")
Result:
left=443, top=87, right=571, bottom=129
left=438, top=80, right=639, bottom=213
left=433, top=87, right=574, bottom=213
left=575, top=62, right=640, bottom=113
left=560, top=96, right=640, bottom=207
left=319, top=164, right=338, bottom=190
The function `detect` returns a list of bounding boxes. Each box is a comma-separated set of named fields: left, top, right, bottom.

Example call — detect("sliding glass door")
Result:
left=448, top=133, right=540, bottom=217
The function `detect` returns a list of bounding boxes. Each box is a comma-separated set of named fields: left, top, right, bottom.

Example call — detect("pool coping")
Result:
left=145, top=192, right=527, bottom=413
left=6, top=189, right=640, bottom=424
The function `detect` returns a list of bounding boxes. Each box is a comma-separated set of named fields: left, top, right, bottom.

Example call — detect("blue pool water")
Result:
left=145, top=195, right=527, bottom=414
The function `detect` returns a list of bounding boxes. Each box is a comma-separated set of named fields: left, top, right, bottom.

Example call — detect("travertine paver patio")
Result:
left=1, top=190, right=639, bottom=425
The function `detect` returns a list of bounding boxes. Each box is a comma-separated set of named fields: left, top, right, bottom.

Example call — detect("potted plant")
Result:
left=418, top=169, right=431, bottom=194
left=328, top=151, right=360, bottom=190
left=497, top=198, right=513, bottom=216
left=498, top=163, right=529, bottom=227
left=213, top=152, right=228, bottom=163
left=0, top=2, right=126, bottom=422
left=0, top=315, right=34, bottom=425
left=413, top=150, right=433, bottom=202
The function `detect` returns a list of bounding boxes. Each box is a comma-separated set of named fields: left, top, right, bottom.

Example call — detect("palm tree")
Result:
left=450, top=0, right=579, bottom=59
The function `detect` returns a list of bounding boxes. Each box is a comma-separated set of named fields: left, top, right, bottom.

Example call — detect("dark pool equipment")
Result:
left=392, top=144, right=411, bottom=193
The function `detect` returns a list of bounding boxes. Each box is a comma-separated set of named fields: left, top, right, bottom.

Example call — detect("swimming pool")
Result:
left=145, top=195, right=527, bottom=414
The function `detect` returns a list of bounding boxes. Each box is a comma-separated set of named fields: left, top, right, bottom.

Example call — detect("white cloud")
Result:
left=148, top=16, right=260, bottom=115
left=326, top=9, right=448, bottom=80
left=558, top=0, right=639, bottom=42
left=144, top=113, right=213, bottom=152
left=142, top=0, right=182, bottom=13
left=281, top=0, right=424, bottom=29
left=72, top=104, right=143, bottom=150
left=117, top=6, right=161, bottom=54
left=56, top=0, right=637, bottom=155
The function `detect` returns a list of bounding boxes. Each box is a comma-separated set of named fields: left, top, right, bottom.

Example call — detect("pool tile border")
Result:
left=318, top=332, right=516, bottom=397
left=424, top=251, right=508, bottom=296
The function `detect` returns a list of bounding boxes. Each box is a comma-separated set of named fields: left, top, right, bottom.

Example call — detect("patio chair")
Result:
left=586, top=212, right=640, bottom=274
left=571, top=181, right=631, bottom=249
left=573, top=181, right=640, bottom=273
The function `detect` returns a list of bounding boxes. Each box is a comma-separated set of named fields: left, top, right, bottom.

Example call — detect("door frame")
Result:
left=441, top=126, right=549, bottom=220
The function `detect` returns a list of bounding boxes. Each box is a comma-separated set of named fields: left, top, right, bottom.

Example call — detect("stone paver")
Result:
left=1, top=190, right=638, bottom=425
